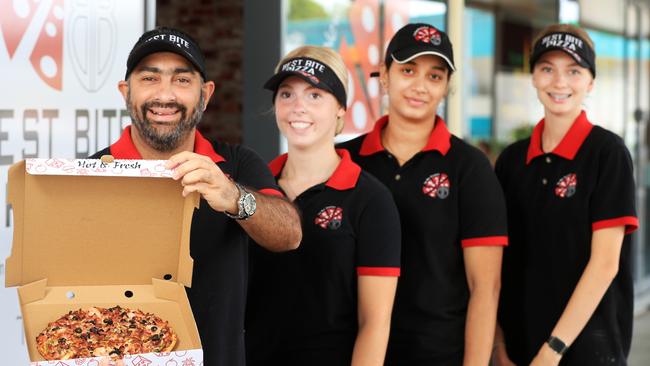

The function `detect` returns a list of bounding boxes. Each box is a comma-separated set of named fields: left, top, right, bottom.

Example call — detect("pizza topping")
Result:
left=36, top=306, right=177, bottom=361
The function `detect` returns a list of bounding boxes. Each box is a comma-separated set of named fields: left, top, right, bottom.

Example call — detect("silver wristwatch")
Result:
left=224, top=183, right=257, bottom=220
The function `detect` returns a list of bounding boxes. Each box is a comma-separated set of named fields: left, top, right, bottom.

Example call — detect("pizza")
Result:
left=36, top=306, right=177, bottom=360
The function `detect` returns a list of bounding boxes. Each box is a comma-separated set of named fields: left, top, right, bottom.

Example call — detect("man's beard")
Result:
left=127, top=90, right=205, bottom=152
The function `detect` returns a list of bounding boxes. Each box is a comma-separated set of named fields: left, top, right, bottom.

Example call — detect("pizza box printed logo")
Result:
left=131, top=355, right=153, bottom=366
left=422, top=173, right=450, bottom=199
left=315, top=206, right=343, bottom=230
left=555, top=173, right=577, bottom=198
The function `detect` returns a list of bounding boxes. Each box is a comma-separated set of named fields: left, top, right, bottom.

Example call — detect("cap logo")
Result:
left=281, top=58, right=326, bottom=76
left=142, top=33, right=191, bottom=50
left=531, top=32, right=595, bottom=77
left=413, top=26, right=441, bottom=46
left=422, top=173, right=450, bottom=199
left=555, top=173, right=577, bottom=198
left=297, top=70, right=320, bottom=85
left=266, top=56, right=348, bottom=109
left=541, top=33, right=584, bottom=52
left=315, top=206, right=343, bottom=230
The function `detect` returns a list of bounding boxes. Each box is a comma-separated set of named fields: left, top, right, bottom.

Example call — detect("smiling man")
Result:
left=90, top=27, right=302, bottom=366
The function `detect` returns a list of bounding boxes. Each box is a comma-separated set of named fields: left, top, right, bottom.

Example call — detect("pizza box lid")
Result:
left=5, top=158, right=199, bottom=288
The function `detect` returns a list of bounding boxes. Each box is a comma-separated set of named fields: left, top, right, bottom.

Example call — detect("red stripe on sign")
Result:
left=357, top=267, right=401, bottom=277
left=592, top=216, right=639, bottom=235
left=258, top=188, right=284, bottom=197
left=461, top=236, right=509, bottom=248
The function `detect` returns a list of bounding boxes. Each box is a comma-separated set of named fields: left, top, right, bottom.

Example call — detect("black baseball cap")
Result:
left=385, top=23, right=455, bottom=72
left=264, top=57, right=348, bottom=109
left=530, top=32, right=596, bottom=77
left=125, top=27, right=207, bottom=80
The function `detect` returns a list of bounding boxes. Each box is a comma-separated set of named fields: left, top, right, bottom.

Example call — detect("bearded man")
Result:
left=91, top=27, right=301, bottom=366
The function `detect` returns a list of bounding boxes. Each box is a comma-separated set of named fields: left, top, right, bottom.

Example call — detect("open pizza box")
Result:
left=5, top=158, right=203, bottom=366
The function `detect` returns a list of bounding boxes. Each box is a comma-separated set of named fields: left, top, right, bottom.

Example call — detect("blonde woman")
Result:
left=245, top=46, right=401, bottom=366
left=494, top=24, right=638, bottom=366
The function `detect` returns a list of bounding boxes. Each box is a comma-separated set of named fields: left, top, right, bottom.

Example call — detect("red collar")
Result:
left=268, top=149, right=361, bottom=191
left=526, top=110, right=593, bottom=164
left=359, top=115, right=451, bottom=156
left=109, top=125, right=225, bottom=163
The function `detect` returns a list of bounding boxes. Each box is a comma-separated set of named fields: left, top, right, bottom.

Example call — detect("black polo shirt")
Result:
left=91, top=125, right=281, bottom=366
left=245, top=149, right=401, bottom=366
left=495, top=111, right=639, bottom=366
left=338, top=116, right=508, bottom=365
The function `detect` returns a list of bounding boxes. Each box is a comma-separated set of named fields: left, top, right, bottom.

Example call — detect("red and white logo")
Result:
left=555, top=173, right=577, bottom=198
left=423, top=173, right=450, bottom=199
left=0, top=0, right=65, bottom=90
left=297, top=70, right=320, bottom=85
left=131, top=355, right=153, bottom=366
left=413, top=26, right=441, bottom=46
left=315, top=206, right=343, bottom=230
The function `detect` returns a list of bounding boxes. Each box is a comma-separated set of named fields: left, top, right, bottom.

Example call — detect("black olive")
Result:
left=80, top=334, right=89, bottom=340
left=74, top=328, right=82, bottom=333
left=52, top=326, right=60, bottom=331
left=109, top=349, right=121, bottom=356
left=58, top=338, right=66, bottom=344
left=90, top=327, right=100, bottom=334
left=72, top=315, right=80, bottom=321
left=103, top=318, right=113, bottom=325
left=129, top=324, right=136, bottom=329
left=140, top=319, right=147, bottom=325
left=150, top=334, right=161, bottom=342
left=151, top=326, right=158, bottom=331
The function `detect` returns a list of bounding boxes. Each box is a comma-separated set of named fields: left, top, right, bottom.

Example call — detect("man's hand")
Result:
left=165, top=151, right=301, bottom=251
left=166, top=151, right=239, bottom=213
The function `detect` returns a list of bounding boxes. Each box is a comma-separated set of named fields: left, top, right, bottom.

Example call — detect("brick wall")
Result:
left=156, top=0, right=243, bottom=144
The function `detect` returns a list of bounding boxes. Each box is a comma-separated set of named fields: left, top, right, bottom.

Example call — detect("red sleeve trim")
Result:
left=461, top=236, right=509, bottom=248
left=592, top=216, right=639, bottom=235
left=357, top=267, right=400, bottom=277
left=258, top=188, right=284, bottom=197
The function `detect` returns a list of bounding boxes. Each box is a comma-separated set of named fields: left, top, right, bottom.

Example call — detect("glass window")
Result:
left=464, top=7, right=495, bottom=141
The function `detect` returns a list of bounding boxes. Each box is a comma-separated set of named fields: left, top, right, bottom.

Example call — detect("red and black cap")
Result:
left=530, top=32, right=596, bottom=77
left=125, top=27, right=207, bottom=80
left=385, top=23, right=455, bottom=72
left=264, top=57, right=348, bottom=109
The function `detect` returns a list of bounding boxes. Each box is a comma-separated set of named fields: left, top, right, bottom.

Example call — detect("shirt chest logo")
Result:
left=422, top=173, right=450, bottom=199
left=315, top=206, right=343, bottom=230
left=555, top=173, right=577, bottom=198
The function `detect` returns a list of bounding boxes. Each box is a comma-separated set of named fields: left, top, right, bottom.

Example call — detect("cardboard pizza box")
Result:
left=5, top=158, right=203, bottom=365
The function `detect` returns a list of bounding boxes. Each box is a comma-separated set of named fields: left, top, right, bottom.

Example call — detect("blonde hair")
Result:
left=533, top=24, right=595, bottom=52
left=276, top=45, right=348, bottom=134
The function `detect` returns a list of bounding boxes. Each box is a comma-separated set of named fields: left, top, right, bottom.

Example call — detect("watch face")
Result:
left=243, top=193, right=256, bottom=216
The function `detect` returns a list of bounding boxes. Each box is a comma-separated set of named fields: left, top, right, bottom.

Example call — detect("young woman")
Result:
left=338, top=23, right=508, bottom=365
left=494, top=24, right=638, bottom=366
left=245, top=46, right=401, bottom=366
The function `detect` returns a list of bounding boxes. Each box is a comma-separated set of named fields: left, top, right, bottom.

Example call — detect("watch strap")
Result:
left=224, top=183, right=248, bottom=220
left=547, top=335, right=568, bottom=355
